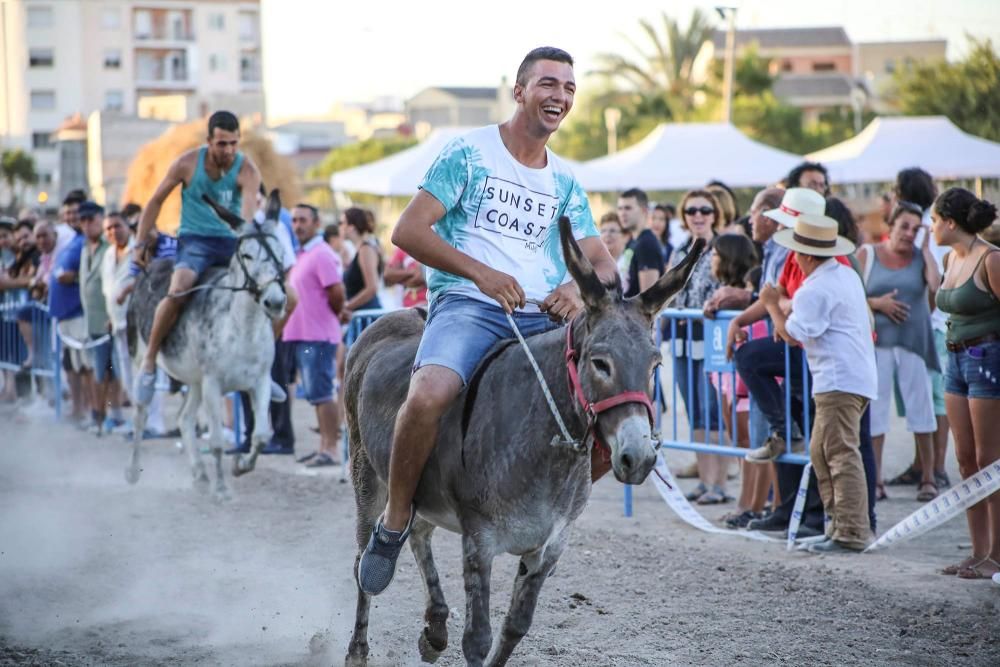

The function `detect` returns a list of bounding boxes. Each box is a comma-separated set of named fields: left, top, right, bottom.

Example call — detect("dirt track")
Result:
left=2, top=399, right=999, bottom=667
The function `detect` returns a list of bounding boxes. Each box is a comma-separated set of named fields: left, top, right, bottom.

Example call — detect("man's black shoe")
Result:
left=746, top=511, right=790, bottom=532
left=260, top=442, right=294, bottom=455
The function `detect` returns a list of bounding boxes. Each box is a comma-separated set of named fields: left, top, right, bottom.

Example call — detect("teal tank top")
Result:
left=179, top=147, right=244, bottom=238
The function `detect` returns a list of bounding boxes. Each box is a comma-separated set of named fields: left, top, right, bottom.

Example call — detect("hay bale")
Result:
left=121, top=120, right=300, bottom=234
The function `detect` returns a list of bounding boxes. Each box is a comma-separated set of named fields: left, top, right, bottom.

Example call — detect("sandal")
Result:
left=304, top=452, right=339, bottom=468
left=941, top=555, right=985, bottom=576
left=875, top=483, right=888, bottom=502
left=916, top=482, right=938, bottom=503
left=296, top=451, right=318, bottom=463
left=886, top=466, right=922, bottom=486
left=684, top=482, right=708, bottom=501
left=934, top=470, right=951, bottom=489
left=697, top=485, right=732, bottom=505
left=957, top=557, right=1000, bottom=580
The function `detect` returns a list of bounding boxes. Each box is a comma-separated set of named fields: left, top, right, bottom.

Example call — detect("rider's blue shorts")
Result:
left=413, top=292, right=560, bottom=385
left=175, top=234, right=237, bottom=278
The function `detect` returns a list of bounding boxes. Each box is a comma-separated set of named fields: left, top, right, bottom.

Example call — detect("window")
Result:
left=103, top=48, right=121, bottom=69
left=27, top=6, right=53, bottom=28
left=29, top=48, right=54, bottom=67
left=30, top=90, right=56, bottom=110
left=238, top=12, right=258, bottom=41
left=208, top=54, right=226, bottom=72
left=101, top=8, right=121, bottom=30
left=105, top=90, right=124, bottom=112
left=32, top=132, right=54, bottom=150
left=208, top=13, right=225, bottom=30
left=240, top=52, right=261, bottom=83
left=812, top=62, right=836, bottom=72
left=134, top=9, right=152, bottom=39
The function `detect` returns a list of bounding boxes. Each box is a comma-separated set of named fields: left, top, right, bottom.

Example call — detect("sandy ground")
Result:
left=1, top=392, right=999, bottom=667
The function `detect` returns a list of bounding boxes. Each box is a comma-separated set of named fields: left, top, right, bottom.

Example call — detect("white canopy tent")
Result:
left=807, top=116, right=1000, bottom=184
left=580, top=122, right=802, bottom=192
left=329, top=126, right=598, bottom=196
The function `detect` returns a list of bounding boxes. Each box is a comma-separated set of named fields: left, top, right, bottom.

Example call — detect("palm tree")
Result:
left=590, top=9, right=716, bottom=121
left=0, top=149, right=38, bottom=211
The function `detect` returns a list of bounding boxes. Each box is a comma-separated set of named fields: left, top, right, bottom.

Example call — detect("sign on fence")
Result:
left=702, top=314, right=734, bottom=373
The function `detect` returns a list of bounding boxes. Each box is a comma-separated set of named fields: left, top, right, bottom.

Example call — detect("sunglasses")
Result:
left=684, top=206, right=714, bottom=217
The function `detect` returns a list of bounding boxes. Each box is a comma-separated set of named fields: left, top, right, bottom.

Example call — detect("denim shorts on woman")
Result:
left=414, top=293, right=560, bottom=385
left=944, top=340, right=1000, bottom=399
left=175, top=234, right=237, bottom=278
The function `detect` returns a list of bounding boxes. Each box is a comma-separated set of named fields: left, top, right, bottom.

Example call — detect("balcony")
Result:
left=132, top=8, right=194, bottom=44
left=135, top=48, right=195, bottom=90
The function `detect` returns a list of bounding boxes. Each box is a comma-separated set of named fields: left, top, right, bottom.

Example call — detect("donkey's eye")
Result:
left=592, top=358, right=612, bottom=376
left=241, top=253, right=253, bottom=261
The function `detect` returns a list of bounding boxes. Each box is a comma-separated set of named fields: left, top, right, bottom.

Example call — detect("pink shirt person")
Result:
left=283, top=236, right=343, bottom=344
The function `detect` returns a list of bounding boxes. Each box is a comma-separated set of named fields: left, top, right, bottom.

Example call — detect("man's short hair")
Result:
left=784, top=161, right=829, bottom=189
left=620, top=188, right=649, bottom=210
left=515, top=46, right=573, bottom=86
left=62, top=190, right=87, bottom=207
left=662, top=203, right=676, bottom=217
left=757, top=187, right=785, bottom=212
left=208, top=110, right=240, bottom=137
left=121, top=202, right=142, bottom=218
left=295, top=203, right=319, bottom=221
left=16, top=219, right=34, bottom=232
left=323, top=224, right=340, bottom=242
left=78, top=201, right=105, bottom=219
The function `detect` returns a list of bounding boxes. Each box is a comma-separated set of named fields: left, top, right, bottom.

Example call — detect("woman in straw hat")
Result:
left=759, top=213, right=877, bottom=553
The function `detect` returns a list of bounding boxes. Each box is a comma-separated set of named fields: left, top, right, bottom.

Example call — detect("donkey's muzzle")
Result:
left=609, top=415, right=657, bottom=484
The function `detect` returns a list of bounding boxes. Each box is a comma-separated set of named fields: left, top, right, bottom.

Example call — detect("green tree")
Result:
left=590, top=9, right=716, bottom=121
left=892, top=38, right=1000, bottom=141
left=306, top=135, right=418, bottom=183
left=0, top=149, right=38, bottom=210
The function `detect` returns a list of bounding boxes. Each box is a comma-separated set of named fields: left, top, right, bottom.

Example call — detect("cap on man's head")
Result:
left=78, top=201, right=105, bottom=219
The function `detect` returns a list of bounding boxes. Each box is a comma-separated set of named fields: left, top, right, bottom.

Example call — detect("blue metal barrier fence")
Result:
left=0, top=289, right=61, bottom=420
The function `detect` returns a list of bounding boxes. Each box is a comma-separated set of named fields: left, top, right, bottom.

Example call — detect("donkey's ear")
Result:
left=559, top=215, right=608, bottom=311
left=201, top=193, right=244, bottom=231
left=265, top=189, right=281, bottom=223
left=633, top=238, right=706, bottom=319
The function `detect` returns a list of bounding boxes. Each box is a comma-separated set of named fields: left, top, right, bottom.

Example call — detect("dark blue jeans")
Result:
left=735, top=336, right=807, bottom=439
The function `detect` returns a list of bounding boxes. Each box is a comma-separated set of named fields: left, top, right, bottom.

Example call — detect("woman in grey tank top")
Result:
left=857, top=202, right=942, bottom=503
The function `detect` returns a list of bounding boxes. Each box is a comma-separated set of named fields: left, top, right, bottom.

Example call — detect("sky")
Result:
left=260, top=0, right=1000, bottom=121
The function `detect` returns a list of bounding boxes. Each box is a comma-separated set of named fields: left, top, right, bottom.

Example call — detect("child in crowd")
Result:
left=760, top=213, right=877, bottom=553
left=706, top=235, right=771, bottom=527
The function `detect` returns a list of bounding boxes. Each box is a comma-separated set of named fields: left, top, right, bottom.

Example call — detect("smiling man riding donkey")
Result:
left=356, top=46, right=620, bottom=595
left=132, top=111, right=287, bottom=405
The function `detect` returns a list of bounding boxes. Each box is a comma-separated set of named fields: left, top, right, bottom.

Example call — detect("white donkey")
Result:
left=125, top=190, right=288, bottom=499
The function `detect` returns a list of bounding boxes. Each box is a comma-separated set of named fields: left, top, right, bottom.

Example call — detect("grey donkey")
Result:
left=125, top=190, right=288, bottom=500
left=344, top=215, right=705, bottom=666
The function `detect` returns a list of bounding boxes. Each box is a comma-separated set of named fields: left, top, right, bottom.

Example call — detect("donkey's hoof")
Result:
left=232, top=455, right=254, bottom=477
left=192, top=472, right=211, bottom=493
left=124, top=466, right=141, bottom=485
left=344, top=653, right=368, bottom=667
left=418, top=626, right=447, bottom=663
left=213, top=489, right=231, bottom=504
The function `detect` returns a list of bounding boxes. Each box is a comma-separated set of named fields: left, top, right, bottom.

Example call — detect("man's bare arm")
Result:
left=392, top=190, right=525, bottom=312
left=238, top=160, right=262, bottom=224
left=134, top=155, right=191, bottom=262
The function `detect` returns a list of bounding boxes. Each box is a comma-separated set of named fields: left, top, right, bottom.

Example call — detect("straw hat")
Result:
left=773, top=213, right=856, bottom=257
left=764, top=187, right=826, bottom=227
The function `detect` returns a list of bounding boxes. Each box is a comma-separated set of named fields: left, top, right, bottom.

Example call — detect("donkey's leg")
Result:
left=346, top=447, right=386, bottom=667
left=200, top=377, right=229, bottom=501
left=461, top=529, right=496, bottom=667
left=124, top=401, right=147, bottom=484
left=410, top=518, right=449, bottom=662
left=233, top=376, right=271, bottom=477
left=485, top=530, right=569, bottom=667
left=179, top=383, right=209, bottom=491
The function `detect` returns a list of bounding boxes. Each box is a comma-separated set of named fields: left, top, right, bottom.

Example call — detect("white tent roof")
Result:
left=807, top=116, right=1000, bottom=183
left=330, top=126, right=598, bottom=196
left=580, top=122, right=802, bottom=192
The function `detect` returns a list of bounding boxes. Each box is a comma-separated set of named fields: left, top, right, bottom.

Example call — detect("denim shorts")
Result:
left=414, top=293, right=560, bottom=385
left=90, top=336, right=116, bottom=383
left=944, top=340, right=1000, bottom=399
left=671, top=355, right=722, bottom=431
left=294, top=341, right=336, bottom=404
left=175, top=234, right=237, bottom=278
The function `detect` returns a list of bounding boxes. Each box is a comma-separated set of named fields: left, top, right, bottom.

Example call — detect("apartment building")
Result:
left=0, top=0, right=264, bottom=202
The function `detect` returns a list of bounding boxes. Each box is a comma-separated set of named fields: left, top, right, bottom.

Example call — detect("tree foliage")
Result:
left=0, top=149, right=38, bottom=209
left=892, top=38, right=1000, bottom=141
left=307, top=136, right=417, bottom=182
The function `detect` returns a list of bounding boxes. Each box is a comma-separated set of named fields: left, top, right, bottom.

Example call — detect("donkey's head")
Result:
left=559, top=216, right=705, bottom=484
left=203, top=189, right=288, bottom=319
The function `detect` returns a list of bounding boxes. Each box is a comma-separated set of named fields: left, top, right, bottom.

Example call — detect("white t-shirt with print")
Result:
left=419, top=125, right=598, bottom=310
